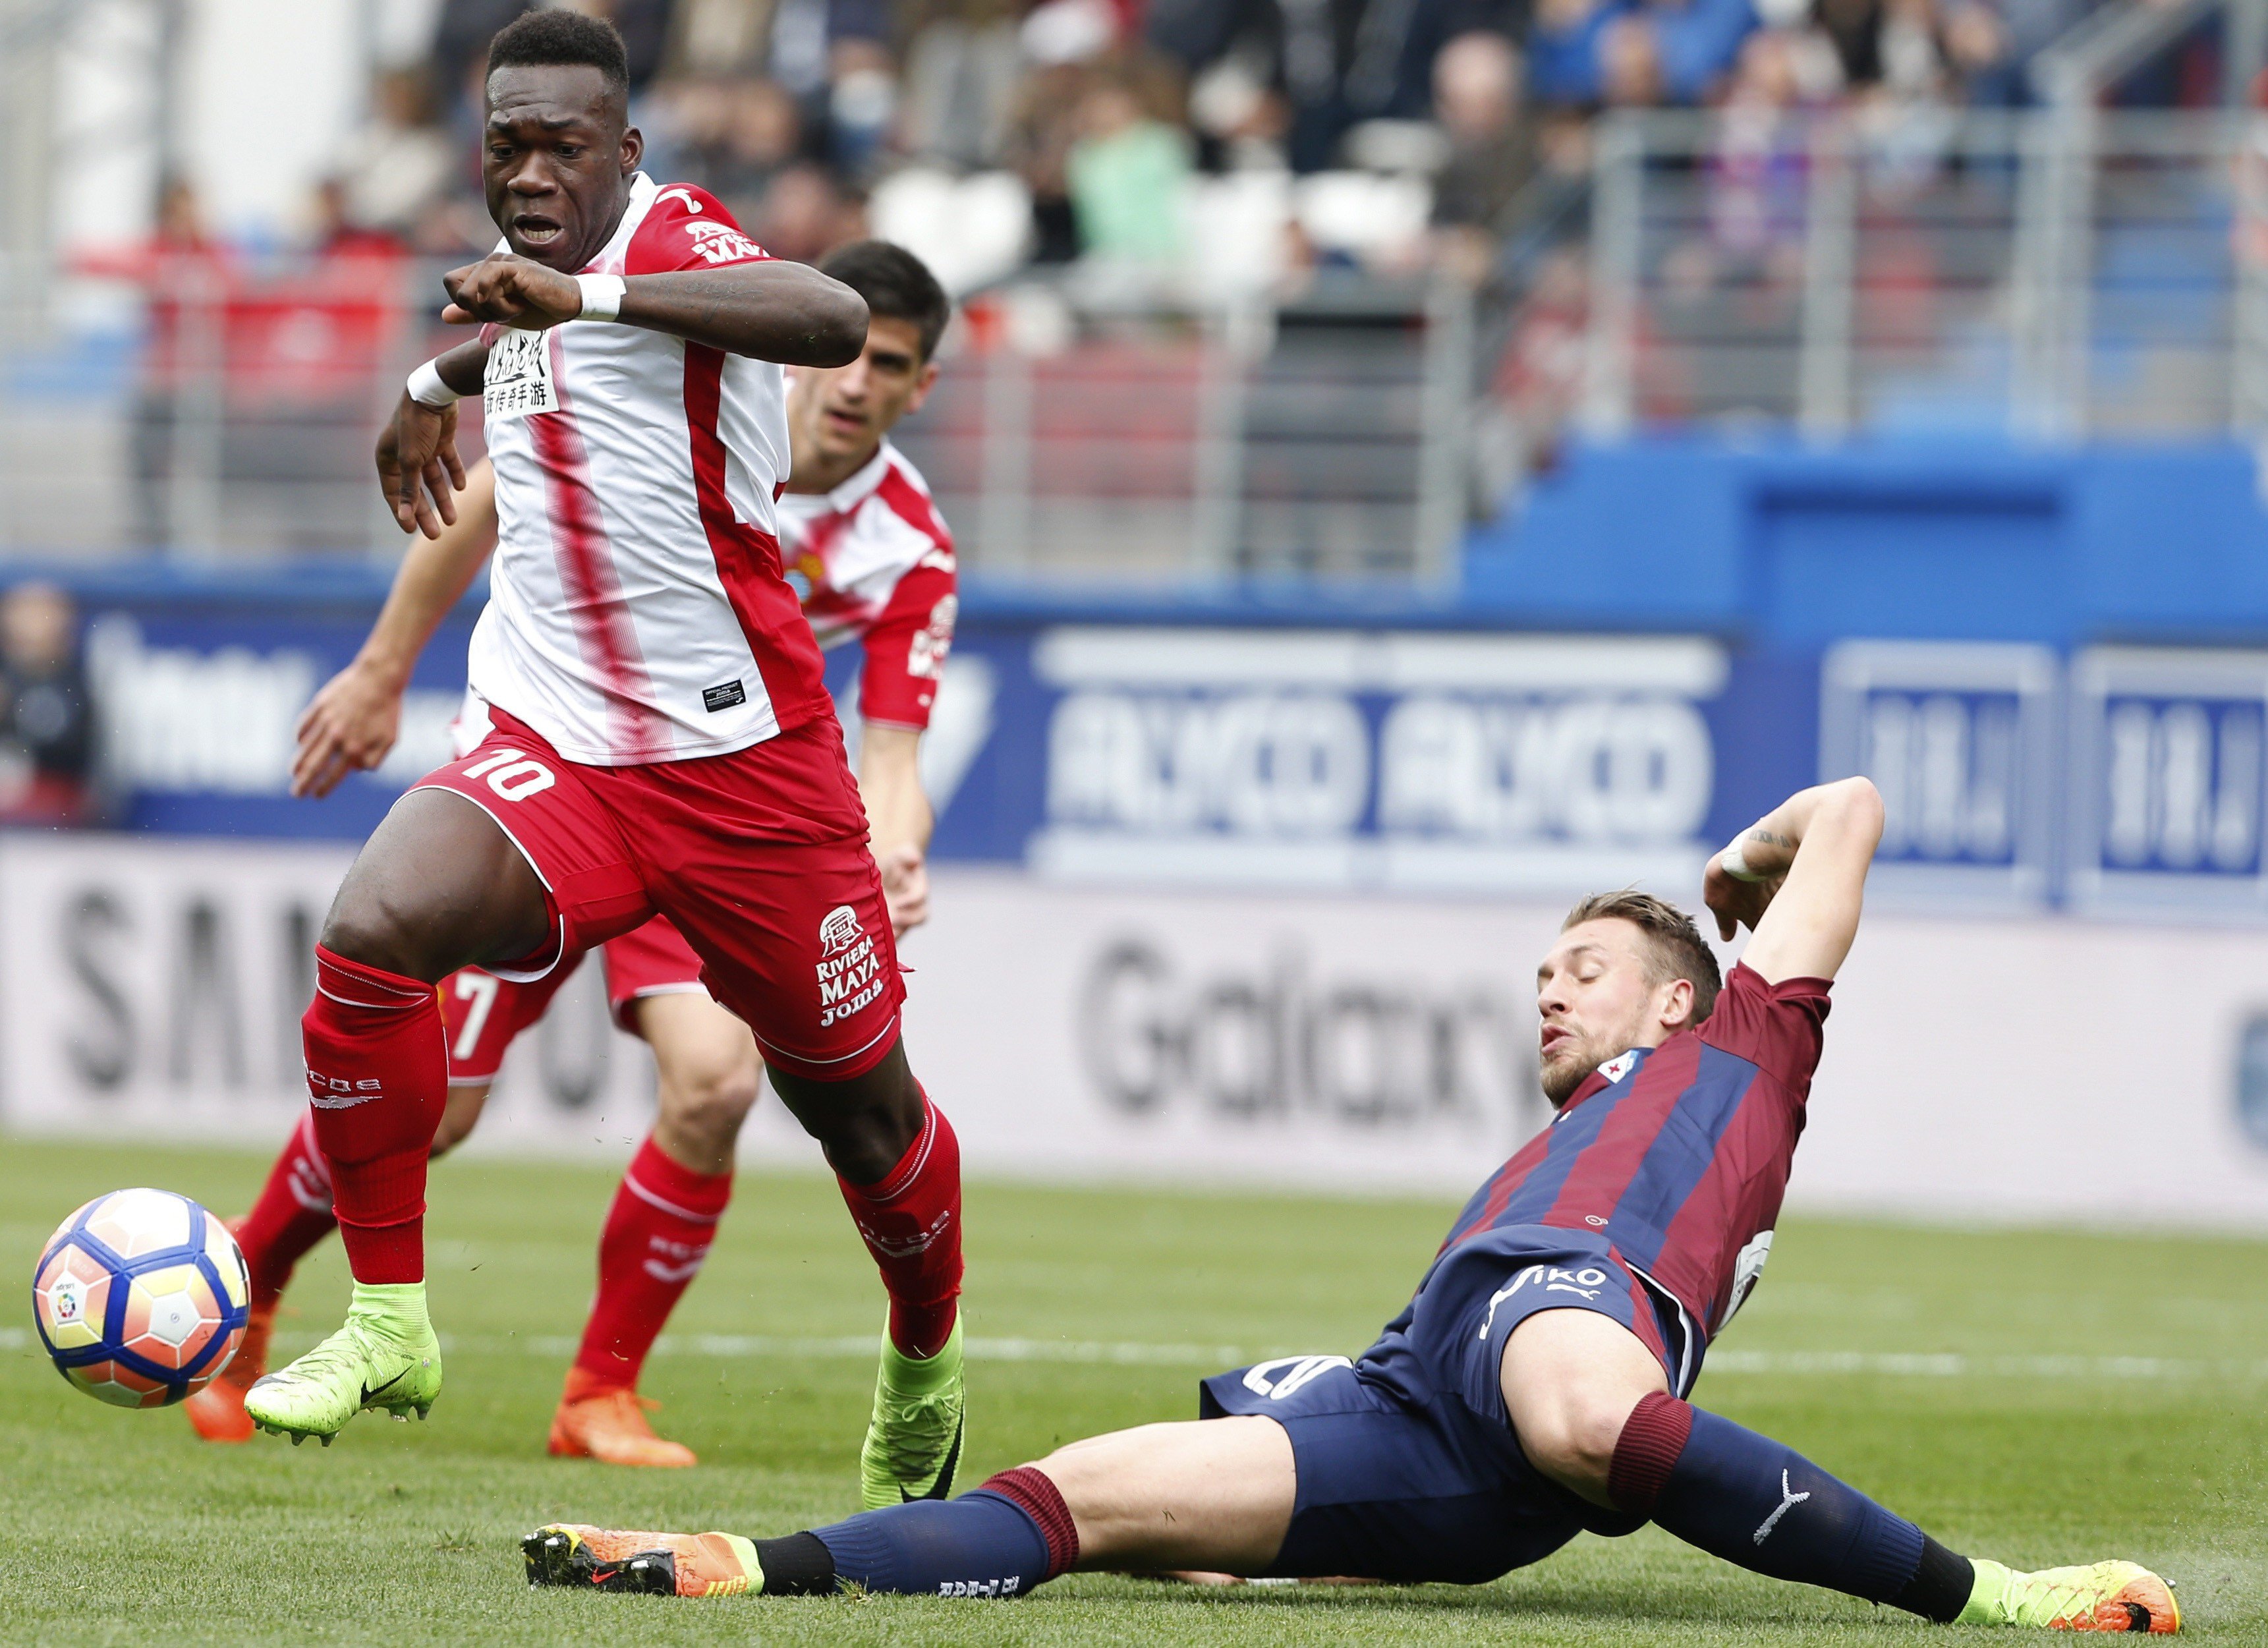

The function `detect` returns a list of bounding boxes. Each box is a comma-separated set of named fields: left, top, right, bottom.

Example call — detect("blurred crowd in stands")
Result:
left=142, top=0, right=2198, bottom=295
left=94, top=0, right=2236, bottom=553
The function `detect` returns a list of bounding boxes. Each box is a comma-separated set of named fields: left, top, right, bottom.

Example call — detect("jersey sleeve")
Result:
left=857, top=557, right=957, bottom=729
left=1699, top=963, right=1832, bottom=1102
left=623, top=183, right=773, bottom=277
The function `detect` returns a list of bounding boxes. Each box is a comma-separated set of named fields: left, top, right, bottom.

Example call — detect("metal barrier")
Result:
left=1579, top=109, right=2268, bottom=444
left=0, top=253, right=1473, bottom=580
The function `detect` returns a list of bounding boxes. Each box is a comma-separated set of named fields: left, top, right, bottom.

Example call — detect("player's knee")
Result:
left=318, top=885, right=428, bottom=979
left=1517, top=1384, right=1641, bottom=1492
left=658, top=1060, right=760, bottom=1152
left=428, top=1087, right=490, bottom=1158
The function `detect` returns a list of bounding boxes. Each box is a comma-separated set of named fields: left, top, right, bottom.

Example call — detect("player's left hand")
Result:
left=441, top=254, right=586, bottom=330
left=376, top=395, right=465, bottom=539
left=880, top=842, right=929, bottom=939
left=1703, top=855, right=1784, bottom=942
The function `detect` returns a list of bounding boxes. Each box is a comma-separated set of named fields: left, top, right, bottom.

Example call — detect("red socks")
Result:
left=837, top=1094, right=963, bottom=1358
left=233, top=1112, right=341, bottom=1310
left=300, top=946, right=447, bottom=1284
left=571, top=1134, right=733, bottom=1389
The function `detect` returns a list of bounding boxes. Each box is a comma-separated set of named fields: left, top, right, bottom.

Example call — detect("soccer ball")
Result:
left=31, top=1188, right=250, bottom=1409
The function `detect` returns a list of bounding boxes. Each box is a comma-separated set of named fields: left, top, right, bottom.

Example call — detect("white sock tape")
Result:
left=575, top=273, right=627, bottom=321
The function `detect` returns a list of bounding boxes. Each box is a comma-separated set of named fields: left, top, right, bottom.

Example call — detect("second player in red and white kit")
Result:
left=234, top=13, right=967, bottom=1506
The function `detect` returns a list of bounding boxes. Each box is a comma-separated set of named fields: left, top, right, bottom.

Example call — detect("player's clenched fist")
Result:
left=442, top=253, right=586, bottom=330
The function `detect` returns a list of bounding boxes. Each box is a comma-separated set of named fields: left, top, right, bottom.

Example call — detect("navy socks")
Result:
left=1610, top=1391, right=1968, bottom=1619
left=787, top=1467, right=1080, bottom=1599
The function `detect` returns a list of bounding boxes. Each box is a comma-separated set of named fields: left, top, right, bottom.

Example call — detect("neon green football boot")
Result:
left=859, top=1315, right=965, bottom=1508
left=242, top=1281, right=441, bottom=1445
left=1958, top=1558, right=2180, bottom=1633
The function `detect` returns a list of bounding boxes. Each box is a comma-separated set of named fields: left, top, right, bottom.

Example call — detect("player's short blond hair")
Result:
left=1562, top=890, right=1722, bottom=1025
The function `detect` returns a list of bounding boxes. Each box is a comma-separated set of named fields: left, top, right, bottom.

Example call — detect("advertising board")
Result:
left=5, top=839, right=2264, bottom=1228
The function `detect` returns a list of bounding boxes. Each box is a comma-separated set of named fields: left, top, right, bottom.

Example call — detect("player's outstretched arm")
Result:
left=859, top=725, right=934, bottom=937
left=293, top=459, right=499, bottom=799
left=1702, top=776, right=1884, bottom=984
left=441, top=254, right=866, bottom=367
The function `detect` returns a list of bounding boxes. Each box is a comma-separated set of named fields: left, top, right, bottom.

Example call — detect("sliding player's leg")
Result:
left=525, top=1413, right=1297, bottom=1598
left=554, top=931, right=761, bottom=1468
left=1504, top=1309, right=2180, bottom=1632
left=247, top=716, right=653, bottom=1445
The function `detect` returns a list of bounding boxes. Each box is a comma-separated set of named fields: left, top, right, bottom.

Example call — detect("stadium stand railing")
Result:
left=0, top=253, right=1475, bottom=584
left=1573, top=109, right=2268, bottom=445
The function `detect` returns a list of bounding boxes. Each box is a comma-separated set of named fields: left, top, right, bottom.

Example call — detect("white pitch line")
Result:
left=7, top=1324, right=2265, bottom=1382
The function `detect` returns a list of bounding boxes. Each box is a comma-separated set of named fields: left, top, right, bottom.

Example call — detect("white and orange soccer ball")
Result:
left=31, top=1188, right=250, bottom=1409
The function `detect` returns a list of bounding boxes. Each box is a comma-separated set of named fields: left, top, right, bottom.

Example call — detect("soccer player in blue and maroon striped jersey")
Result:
left=525, top=776, right=2180, bottom=1634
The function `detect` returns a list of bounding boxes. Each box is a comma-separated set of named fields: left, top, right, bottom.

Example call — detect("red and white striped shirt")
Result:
left=780, top=440, right=957, bottom=730
left=467, top=173, right=830, bottom=766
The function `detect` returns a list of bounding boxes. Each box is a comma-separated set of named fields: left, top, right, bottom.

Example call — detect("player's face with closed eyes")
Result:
left=1534, top=919, right=1679, bottom=1105
left=482, top=65, right=641, bottom=270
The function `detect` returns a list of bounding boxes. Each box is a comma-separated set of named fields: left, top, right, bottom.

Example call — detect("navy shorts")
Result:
left=1199, top=1225, right=1691, bottom=1584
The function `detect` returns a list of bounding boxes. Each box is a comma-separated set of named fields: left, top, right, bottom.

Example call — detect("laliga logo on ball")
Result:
left=30, top=1188, right=250, bottom=1409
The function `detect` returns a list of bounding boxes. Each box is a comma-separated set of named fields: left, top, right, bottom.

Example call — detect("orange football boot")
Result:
left=523, top=1523, right=761, bottom=1596
left=547, top=1369, right=697, bottom=1468
left=183, top=1299, right=275, bottom=1444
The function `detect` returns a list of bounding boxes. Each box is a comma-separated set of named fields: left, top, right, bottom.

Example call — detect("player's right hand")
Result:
left=376, top=393, right=466, bottom=539
left=291, top=657, right=407, bottom=799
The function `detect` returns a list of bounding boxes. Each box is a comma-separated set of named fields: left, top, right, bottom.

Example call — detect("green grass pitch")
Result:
left=3, top=1136, right=2263, bottom=1645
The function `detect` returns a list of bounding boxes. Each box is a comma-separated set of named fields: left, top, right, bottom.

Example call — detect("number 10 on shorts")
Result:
left=463, top=748, right=557, bottom=802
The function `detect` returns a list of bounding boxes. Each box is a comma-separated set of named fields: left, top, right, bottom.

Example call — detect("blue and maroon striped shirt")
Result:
left=1437, top=963, right=1833, bottom=1340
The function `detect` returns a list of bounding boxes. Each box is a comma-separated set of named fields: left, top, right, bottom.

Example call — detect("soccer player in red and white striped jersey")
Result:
left=230, top=12, right=967, bottom=1504
left=195, top=242, right=965, bottom=1475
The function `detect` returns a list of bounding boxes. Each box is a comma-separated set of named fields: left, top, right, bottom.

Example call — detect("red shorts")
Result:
left=439, top=915, right=710, bottom=1085
left=414, top=708, right=903, bottom=1082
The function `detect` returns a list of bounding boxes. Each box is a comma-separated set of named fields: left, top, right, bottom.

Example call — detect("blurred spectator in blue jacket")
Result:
left=1533, top=0, right=1758, bottom=105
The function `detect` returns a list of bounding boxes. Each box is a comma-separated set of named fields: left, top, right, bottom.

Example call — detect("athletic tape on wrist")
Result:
left=575, top=273, right=627, bottom=321
left=405, top=358, right=461, bottom=408
left=1718, top=838, right=1769, bottom=883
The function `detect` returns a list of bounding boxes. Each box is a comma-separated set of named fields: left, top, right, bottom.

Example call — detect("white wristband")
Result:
left=575, top=273, right=627, bottom=321
left=1718, top=838, right=1769, bottom=883
left=405, top=358, right=461, bottom=408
